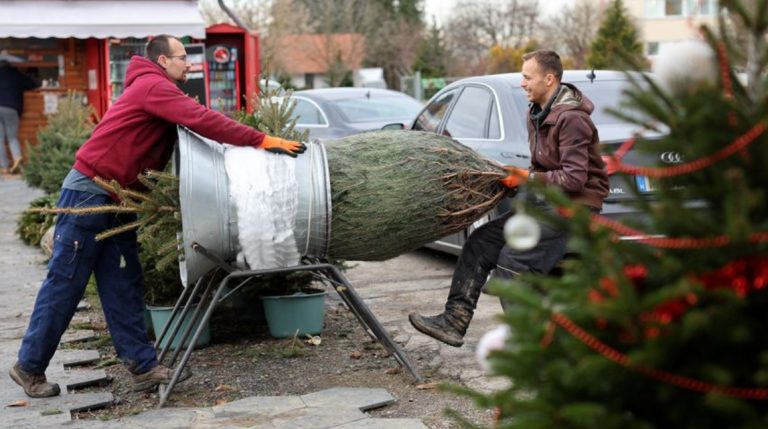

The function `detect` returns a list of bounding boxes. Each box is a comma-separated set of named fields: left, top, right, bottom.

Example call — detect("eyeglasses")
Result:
left=166, top=55, right=187, bottom=62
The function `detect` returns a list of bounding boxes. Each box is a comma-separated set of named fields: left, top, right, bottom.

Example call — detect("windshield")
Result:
left=331, top=95, right=423, bottom=123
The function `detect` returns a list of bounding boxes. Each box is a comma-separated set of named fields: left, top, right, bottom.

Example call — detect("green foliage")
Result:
left=23, top=91, right=94, bottom=194
left=326, top=130, right=507, bottom=260
left=587, top=0, right=646, bottom=70
left=456, top=1, right=768, bottom=428
left=16, top=192, right=59, bottom=246
left=412, top=19, right=448, bottom=78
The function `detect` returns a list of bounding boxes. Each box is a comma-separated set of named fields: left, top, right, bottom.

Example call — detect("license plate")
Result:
left=635, top=176, right=657, bottom=193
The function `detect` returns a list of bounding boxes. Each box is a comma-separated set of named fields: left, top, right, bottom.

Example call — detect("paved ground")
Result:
left=0, top=175, right=505, bottom=427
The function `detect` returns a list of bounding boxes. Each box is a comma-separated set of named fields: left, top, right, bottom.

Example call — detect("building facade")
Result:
left=624, top=0, right=720, bottom=60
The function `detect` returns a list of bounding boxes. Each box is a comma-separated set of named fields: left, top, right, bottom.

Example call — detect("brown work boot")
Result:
left=9, top=158, right=22, bottom=174
left=408, top=312, right=466, bottom=347
left=9, top=361, right=61, bottom=398
left=132, top=364, right=192, bottom=392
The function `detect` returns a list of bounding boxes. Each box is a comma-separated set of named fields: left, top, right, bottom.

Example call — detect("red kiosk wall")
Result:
left=84, top=38, right=110, bottom=118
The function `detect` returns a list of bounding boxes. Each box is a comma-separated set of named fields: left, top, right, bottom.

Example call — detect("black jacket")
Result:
left=0, top=64, right=39, bottom=114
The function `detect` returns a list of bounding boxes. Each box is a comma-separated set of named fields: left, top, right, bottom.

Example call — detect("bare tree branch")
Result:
left=541, top=0, right=603, bottom=68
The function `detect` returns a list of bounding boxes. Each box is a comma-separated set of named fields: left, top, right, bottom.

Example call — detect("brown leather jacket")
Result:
left=526, top=83, right=609, bottom=210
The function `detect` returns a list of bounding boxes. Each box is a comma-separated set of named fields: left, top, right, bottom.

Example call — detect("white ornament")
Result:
left=653, top=39, right=717, bottom=96
left=476, top=324, right=510, bottom=372
left=503, top=212, right=541, bottom=251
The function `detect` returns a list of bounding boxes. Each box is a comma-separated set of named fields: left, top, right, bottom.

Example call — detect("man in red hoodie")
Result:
left=10, top=35, right=306, bottom=398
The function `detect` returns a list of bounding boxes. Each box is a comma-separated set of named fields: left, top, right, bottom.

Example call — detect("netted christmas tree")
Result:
left=457, top=1, right=768, bottom=428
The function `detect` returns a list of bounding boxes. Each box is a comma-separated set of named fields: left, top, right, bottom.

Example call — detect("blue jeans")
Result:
left=18, top=189, right=157, bottom=374
left=0, top=105, right=22, bottom=168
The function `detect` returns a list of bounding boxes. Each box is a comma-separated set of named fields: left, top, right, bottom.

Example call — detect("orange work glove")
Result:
left=260, top=135, right=307, bottom=157
left=500, top=166, right=530, bottom=189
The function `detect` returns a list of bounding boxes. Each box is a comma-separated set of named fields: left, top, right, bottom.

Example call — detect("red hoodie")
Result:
left=74, top=56, right=265, bottom=189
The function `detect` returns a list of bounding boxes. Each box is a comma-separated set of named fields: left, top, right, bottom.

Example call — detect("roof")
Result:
left=274, top=34, right=366, bottom=75
left=449, top=70, right=633, bottom=89
left=293, top=87, right=414, bottom=101
left=0, top=0, right=205, bottom=39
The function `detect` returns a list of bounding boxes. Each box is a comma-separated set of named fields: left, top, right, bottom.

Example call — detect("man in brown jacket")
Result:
left=409, top=50, right=609, bottom=347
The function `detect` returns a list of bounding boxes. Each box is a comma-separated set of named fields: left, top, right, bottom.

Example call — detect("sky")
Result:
left=423, top=0, right=575, bottom=25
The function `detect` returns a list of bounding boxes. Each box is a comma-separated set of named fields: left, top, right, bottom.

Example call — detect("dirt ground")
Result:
left=69, top=299, right=496, bottom=428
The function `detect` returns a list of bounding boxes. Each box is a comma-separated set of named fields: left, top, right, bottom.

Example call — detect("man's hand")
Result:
left=500, top=166, right=530, bottom=189
left=260, top=135, right=307, bottom=157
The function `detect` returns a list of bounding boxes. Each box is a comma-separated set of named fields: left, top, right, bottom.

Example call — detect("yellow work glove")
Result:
left=500, top=166, right=530, bottom=189
left=260, top=135, right=307, bottom=157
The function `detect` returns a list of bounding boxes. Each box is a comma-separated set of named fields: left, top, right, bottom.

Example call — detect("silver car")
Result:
left=409, top=70, right=659, bottom=255
left=289, top=87, right=423, bottom=141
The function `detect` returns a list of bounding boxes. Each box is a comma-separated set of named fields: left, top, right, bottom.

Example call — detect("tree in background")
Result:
left=23, top=91, right=94, bottom=194
left=363, top=0, right=425, bottom=89
left=485, top=40, right=539, bottom=74
left=444, top=0, right=539, bottom=76
left=587, top=0, right=645, bottom=69
left=542, top=0, right=603, bottom=69
left=412, top=18, right=450, bottom=78
left=452, top=1, right=768, bottom=428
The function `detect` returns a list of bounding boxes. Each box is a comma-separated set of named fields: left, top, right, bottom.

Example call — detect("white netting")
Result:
left=224, top=146, right=300, bottom=270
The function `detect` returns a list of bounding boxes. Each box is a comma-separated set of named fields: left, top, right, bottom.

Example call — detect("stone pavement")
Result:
left=0, top=176, right=434, bottom=428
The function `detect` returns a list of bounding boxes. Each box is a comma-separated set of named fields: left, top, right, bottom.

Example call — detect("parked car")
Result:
left=409, top=70, right=660, bottom=255
left=288, top=88, right=423, bottom=141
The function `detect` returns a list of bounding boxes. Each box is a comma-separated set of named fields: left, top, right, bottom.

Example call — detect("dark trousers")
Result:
left=18, top=189, right=157, bottom=374
left=445, top=211, right=569, bottom=315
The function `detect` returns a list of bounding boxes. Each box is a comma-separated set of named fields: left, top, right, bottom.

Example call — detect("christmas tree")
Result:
left=462, top=1, right=768, bottom=428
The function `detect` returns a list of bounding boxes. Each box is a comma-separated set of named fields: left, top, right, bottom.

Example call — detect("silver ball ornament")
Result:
left=503, top=212, right=541, bottom=251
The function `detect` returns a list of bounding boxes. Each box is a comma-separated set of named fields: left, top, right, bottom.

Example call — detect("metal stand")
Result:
left=155, top=243, right=422, bottom=408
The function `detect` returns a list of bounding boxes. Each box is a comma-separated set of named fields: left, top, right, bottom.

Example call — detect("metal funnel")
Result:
left=174, top=126, right=331, bottom=286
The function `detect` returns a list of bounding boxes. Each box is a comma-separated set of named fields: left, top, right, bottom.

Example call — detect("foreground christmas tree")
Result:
left=461, top=1, right=768, bottom=428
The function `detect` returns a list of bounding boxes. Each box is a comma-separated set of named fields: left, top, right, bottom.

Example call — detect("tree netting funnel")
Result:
left=174, top=126, right=331, bottom=287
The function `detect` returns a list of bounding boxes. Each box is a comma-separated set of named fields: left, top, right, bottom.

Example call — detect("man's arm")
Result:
left=144, top=80, right=266, bottom=147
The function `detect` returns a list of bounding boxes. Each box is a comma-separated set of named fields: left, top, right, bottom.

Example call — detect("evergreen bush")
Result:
left=23, top=91, right=94, bottom=194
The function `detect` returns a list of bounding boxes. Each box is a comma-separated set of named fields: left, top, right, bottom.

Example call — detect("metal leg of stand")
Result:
left=320, top=265, right=423, bottom=383
left=157, top=273, right=232, bottom=408
left=156, top=249, right=423, bottom=407
left=155, top=277, right=204, bottom=362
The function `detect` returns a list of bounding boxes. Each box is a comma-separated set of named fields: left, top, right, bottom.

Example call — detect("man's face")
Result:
left=157, top=38, right=190, bottom=83
left=520, top=58, right=554, bottom=106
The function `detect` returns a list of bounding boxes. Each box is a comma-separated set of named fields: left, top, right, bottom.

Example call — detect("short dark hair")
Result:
left=145, top=35, right=179, bottom=63
left=522, top=50, right=563, bottom=81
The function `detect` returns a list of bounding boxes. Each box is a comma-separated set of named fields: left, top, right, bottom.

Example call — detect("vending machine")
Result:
left=205, top=24, right=260, bottom=114
left=206, top=44, right=240, bottom=114
left=107, top=37, right=147, bottom=104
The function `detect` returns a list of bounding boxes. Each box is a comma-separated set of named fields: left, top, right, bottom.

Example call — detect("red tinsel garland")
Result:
left=547, top=313, right=768, bottom=400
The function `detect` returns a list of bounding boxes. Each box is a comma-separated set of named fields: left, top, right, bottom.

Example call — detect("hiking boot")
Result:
left=408, top=312, right=466, bottom=347
left=132, top=364, right=192, bottom=392
left=9, top=361, right=61, bottom=398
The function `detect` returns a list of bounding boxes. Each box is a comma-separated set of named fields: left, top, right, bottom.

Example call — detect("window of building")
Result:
left=647, top=41, right=660, bottom=56
left=646, top=0, right=718, bottom=17
left=687, top=0, right=717, bottom=16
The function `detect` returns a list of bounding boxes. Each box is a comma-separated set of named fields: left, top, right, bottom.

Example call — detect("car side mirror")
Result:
left=381, top=123, right=405, bottom=130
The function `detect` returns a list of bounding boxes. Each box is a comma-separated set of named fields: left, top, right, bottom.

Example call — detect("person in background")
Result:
left=409, top=50, right=609, bottom=347
left=9, top=34, right=306, bottom=398
left=0, top=59, right=39, bottom=174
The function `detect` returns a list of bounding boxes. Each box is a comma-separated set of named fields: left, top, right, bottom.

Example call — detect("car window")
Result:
left=412, top=89, right=457, bottom=132
left=444, top=86, right=494, bottom=139
left=331, top=95, right=422, bottom=124
left=292, top=98, right=327, bottom=125
left=510, top=80, right=631, bottom=127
